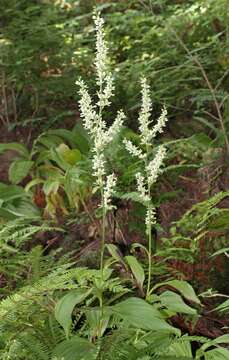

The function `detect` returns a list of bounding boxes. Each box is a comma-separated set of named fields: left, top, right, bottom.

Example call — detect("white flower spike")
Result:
left=77, top=11, right=124, bottom=211
left=147, top=145, right=166, bottom=185
left=103, top=173, right=117, bottom=211
left=123, top=138, right=146, bottom=159
left=135, top=172, right=150, bottom=203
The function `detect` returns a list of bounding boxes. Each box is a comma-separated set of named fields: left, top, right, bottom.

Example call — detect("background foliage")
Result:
left=0, top=1, right=228, bottom=359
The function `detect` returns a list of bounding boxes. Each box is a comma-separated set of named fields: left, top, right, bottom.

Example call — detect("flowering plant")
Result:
left=76, top=12, right=125, bottom=294
left=124, top=77, right=168, bottom=298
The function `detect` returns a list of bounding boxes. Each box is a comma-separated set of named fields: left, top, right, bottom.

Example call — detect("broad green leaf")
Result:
left=0, top=207, right=20, bottom=220
left=47, top=129, right=77, bottom=146
left=72, top=123, right=90, bottom=153
left=86, top=308, right=110, bottom=338
left=131, top=242, right=149, bottom=256
left=48, top=127, right=90, bottom=154
left=65, top=149, right=81, bottom=165
left=125, top=255, right=145, bottom=290
left=0, top=142, right=29, bottom=158
left=52, top=336, right=95, bottom=360
left=50, top=147, right=70, bottom=171
left=106, top=244, right=127, bottom=268
left=35, top=149, right=52, bottom=164
left=55, top=289, right=91, bottom=338
left=9, top=160, right=34, bottom=184
left=25, top=178, right=44, bottom=192
left=200, top=334, right=229, bottom=352
left=204, top=347, right=229, bottom=360
left=38, top=164, right=63, bottom=179
left=0, top=183, right=35, bottom=220
left=4, top=200, right=40, bottom=219
left=0, top=183, right=26, bottom=203
left=214, top=299, right=229, bottom=313
left=111, top=297, right=180, bottom=335
left=159, top=291, right=197, bottom=315
left=65, top=167, right=84, bottom=185
left=43, top=179, right=60, bottom=195
left=57, top=143, right=81, bottom=165
left=152, top=280, right=200, bottom=304
left=38, top=134, right=63, bottom=148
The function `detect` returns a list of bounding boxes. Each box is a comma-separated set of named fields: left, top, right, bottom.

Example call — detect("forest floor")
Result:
left=1, top=123, right=228, bottom=341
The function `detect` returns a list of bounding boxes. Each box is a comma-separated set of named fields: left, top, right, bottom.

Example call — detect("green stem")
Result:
left=98, top=186, right=106, bottom=338
left=100, top=187, right=106, bottom=282
left=146, top=204, right=152, bottom=298
left=98, top=83, right=106, bottom=337
left=145, top=144, right=152, bottom=299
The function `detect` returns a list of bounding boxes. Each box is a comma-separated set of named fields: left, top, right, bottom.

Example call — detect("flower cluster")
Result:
left=138, top=77, right=168, bottom=146
left=103, top=173, right=117, bottom=211
left=76, top=79, right=97, bottom=133
left=151, top=106, right=168, bottom=138
left=123, top=138, right=145, bottom=159
left=77, top=12, right=124, bottom=210
left=123, top=77, right=168, bottom=255
left=124, top=78, right=167, bottom=204
left=92, top=153, right=106, bottom=186
left=145, top=206, right=156, bottom=234
left=134, top=145, right=166, bottom=204
left=138, top=77, right=152, bottom=146
left=147, top=145, right=166, bottom=185
left=135, top=172, right=150, bottom=203
left=93, top=12, right=109, bottom=87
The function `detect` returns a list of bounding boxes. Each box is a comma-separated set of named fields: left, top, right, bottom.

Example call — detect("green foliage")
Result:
left=159, top=191, right=229, bottom=265
left=1, top=0, right=228, bottom=142
left=0, top=2, right=228, bottom=359
left=0, top=124, right=91, bottom=219
left=0, top=182, right=40, bottom=220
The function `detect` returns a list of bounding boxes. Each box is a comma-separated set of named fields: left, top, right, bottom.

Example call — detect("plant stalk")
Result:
left=145, top=144, right=153, bottom=298
left=146, top=203, right=152, bottom=298
left=100, top=187, right=106, bottom=283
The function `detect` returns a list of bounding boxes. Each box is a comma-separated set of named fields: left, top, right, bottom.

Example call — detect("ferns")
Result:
left=0, top=217, right=65, bottom=296
left=159, top=191, right=229, bottom=266
left=0, top=264, right=76, bottom=360
left=0, top=7, right=228, bottom=360
left=1, top=318, right=65, bottom=360
left=0, top=217, right=73, bottom=360
left=0, top=218, right=63, bottom=247
left=97, top=330, right=136, bottom=360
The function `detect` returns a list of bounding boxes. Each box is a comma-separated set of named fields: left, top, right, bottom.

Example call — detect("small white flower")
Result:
left=103, top=173, right=117, bottom=211
left=145, top=206, right=156, bottom=233
left=76, top=79, right=96, bottom=133
left=92, top=153, right=106, bottom=185
left=123, top=138, right=145, bottom=159
left=138, top=78, right=168, bottom=145
left=93, top=11, right=109, bottom=87
left=138, top=77, right=153, bottom=145
left=135, top=172, right=150, bottom=203
left=77, top=12, right=123, bottom=211
left=107, top=110, right=125, bottom=139
left=97, top=73, right=114, bottom=108
left=147, top=145, right=166, bottom=185
left=94, top=126, right=107, bottom=151
left=151, top=106, right=168, bottom=138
